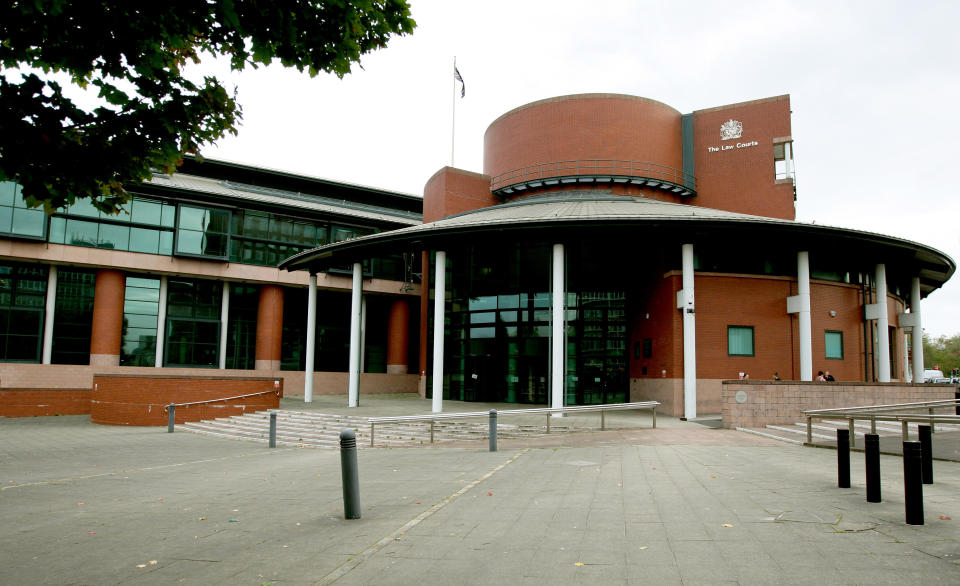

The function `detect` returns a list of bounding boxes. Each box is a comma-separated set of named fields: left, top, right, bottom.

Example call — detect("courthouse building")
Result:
left=0, top=158, right=424, bottom=418
left=0, top=93, right=954, bottom=419
left=282, top=94, right=954, bottom=417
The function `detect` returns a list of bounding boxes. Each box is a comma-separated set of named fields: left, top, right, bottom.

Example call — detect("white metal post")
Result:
left=218, top=281, right=230, bottom=369
left=348, top=262, right=363, bottom=407
left=875, top=264, right=890, bottom=382
left=41, top=265, right=57, bottom=364
left=911, top=276, right=924, bottom=382
left=304, top=274, right=317, bottom=402
left=155, top=275, right=167, bottom=368
left=797, top=251, right=813, bottom=381
left=681, top=243, right=697, bottom=420
left=432, top=251, right=446, bottom=413
left=551, top=243, right=565, bottom=415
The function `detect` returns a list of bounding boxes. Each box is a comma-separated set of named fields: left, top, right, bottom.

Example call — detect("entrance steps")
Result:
left=177, top=409, right=572, bottom=448
left=738, top=418, right=960, bottom=445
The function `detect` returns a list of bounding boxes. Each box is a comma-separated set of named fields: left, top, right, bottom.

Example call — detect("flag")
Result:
left=454, top=67, right=465, bottom=98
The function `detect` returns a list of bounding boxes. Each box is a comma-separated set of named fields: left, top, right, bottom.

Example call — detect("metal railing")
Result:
left=163, top=389, right=281, bottom=412
left=367, top=401, right=659, bottom=446
left=803, top=399, right=960, bottom=446
left=489, top=159, right=695, bottom=193
left=164, top=389, right=281, bottom=433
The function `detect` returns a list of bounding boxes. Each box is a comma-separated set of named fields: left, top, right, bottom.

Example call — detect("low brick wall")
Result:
left=722, top=381, right=958, bottom=429
left=0, top=388, right=92, bottom=417
left=91, top=374, right=283, bottom=426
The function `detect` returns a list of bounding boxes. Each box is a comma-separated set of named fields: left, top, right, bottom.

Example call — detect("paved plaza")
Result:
left=1, top=395, right=958, bottom=585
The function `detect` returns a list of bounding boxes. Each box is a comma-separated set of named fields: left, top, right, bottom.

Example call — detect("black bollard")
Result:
left=269, top=412, right=277, bottom=448
left=167, top=403, right=176, bottom=433
left=339, top=428, right=361, bottom=520
left=837, top=429, right=850, bottom=488
left=918, top=425, right=933, bottom=484
left=489, top=409, right=498, bottom=452
left=865, top=434, right=881, bottom=503
left=903, top=441, right=923, bottom=525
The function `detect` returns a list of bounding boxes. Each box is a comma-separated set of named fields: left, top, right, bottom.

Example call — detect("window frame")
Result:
left=727, top=325, right=755, bottom=357
left=825, top=330, right=844, bottom=360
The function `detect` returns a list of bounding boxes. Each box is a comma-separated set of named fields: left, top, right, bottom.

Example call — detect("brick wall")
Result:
left=91, top=374, right=282, bottom=426
left=0, top=364, right=419, bottom=419
left=0, top=388, right=92, bottom=417
left=722, top=381, right=957, bottom=429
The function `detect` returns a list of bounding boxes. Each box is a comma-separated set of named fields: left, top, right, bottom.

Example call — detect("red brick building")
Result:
left=283, top=93, right=955, bottom=417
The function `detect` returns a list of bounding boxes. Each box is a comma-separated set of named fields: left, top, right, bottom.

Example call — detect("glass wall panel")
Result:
left=0, top=263, right=46, bottom=362
left=226, top=284, right=258, bottom=369
left=175, top=206, right=230, bottom=258
left=279, top=288, right=351, bottom=372
left=51, top=268, right=96, bottom=364
left=0, top=182, right=47, bottom=239
left=121, top=276, right=160, bottom=366
left=164, top=278, right=221, bottom=367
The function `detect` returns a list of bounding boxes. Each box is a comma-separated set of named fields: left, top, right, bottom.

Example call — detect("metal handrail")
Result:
left=803, top=399, right=960, bottom=445
left=163, top=389, right=281, bottom=412
left=489, top=159, right=695, bottom=192
left=368, top=401, right=659, bottom=446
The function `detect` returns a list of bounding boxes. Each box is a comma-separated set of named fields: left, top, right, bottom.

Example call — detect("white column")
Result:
left=41, top=265, right=58, bottom=364
left=875, top=264, right=890, bottom=382
left=304, top=274, right=317, bottom=402
left=551, top=243, right=565, bottom=415
left=155, top=275, right=167, bottom=368
left=911, top=276, right=924, bottom=382
left=680, top=243, right=697, bottom=420
left=432, top=250, right=446, bottom=413
left=218, top=281, right=230, bottom=369
left=360, top=296, right=367, bottom=373
left=797, top=251, right=813, bottom=381
left=348, top=262, right=363, bottom=408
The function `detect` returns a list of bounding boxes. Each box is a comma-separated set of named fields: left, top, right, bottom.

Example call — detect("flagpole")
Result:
left=451, top=56, right=456, bottom=167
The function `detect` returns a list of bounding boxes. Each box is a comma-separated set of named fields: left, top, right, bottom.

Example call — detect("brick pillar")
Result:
left=89, top=269, right=125, bottom=366
left=255, top=285, right=284, bottom=371
left=387, top=298, right=411, bottom=374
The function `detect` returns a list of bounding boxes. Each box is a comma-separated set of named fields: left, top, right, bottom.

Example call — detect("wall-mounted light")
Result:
left=829, top=310, right=837, bottom=317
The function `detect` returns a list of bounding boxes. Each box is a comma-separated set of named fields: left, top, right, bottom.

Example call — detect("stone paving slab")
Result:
left=1, top=404, right=959, bottom=585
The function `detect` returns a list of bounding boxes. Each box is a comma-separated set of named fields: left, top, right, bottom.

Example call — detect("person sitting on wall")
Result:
left=824, top=371, right=835, bottom=382
left=773, top=372, right=782, bottom=381
left=816, top=371, right=826, bottom=382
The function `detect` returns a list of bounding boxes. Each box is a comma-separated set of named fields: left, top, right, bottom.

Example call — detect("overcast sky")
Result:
left=199, top=0, right=960, bottom=338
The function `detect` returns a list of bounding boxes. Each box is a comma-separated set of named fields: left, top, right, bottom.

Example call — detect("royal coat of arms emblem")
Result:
left=720, top=119, right=743, bottom=140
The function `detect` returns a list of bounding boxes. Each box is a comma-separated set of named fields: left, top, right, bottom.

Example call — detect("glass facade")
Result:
left=51, top=269, right=96, bottom=364
left=0, top=263, right=47, bottom=362
left=225, top=284, right=259, bottom=369
left=0, top=182, right=47, bottom=239
left=49, top=196, right=176, bottom=253
left=121, top=276, right=161, bottom=366
left=437, top=241, right=627, bottom=406
left=165, top=278, right=222, bottom=367
left=280, top=288, right=351, bottom=372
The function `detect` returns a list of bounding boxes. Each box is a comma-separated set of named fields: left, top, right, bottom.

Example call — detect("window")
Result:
left=49, top=195, right=175, bottom=254
left=0, top=181, right=47, bottom=240
left=825, top=330, right=844, bottom=359
left=175, top=206, right=230, bottom=259
left=728, top=326, right=755, bottom=356
left=0, top=263, right=47, bottom=362
left=225, top=284, right=258, bottom=369
left=164, top=278, right=222, bottom=367
left=774, top=140, right=794, bottom=181
left=51, top=269, right=96, bottom=364
left=121, top=276, right=161, bottom=366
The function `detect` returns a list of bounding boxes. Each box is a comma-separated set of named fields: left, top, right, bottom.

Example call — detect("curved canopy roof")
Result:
left=280, top=192, right=954, bottom=297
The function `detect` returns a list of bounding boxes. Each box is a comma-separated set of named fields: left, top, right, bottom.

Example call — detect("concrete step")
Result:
left=176, top=408, right=570, bottom=448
